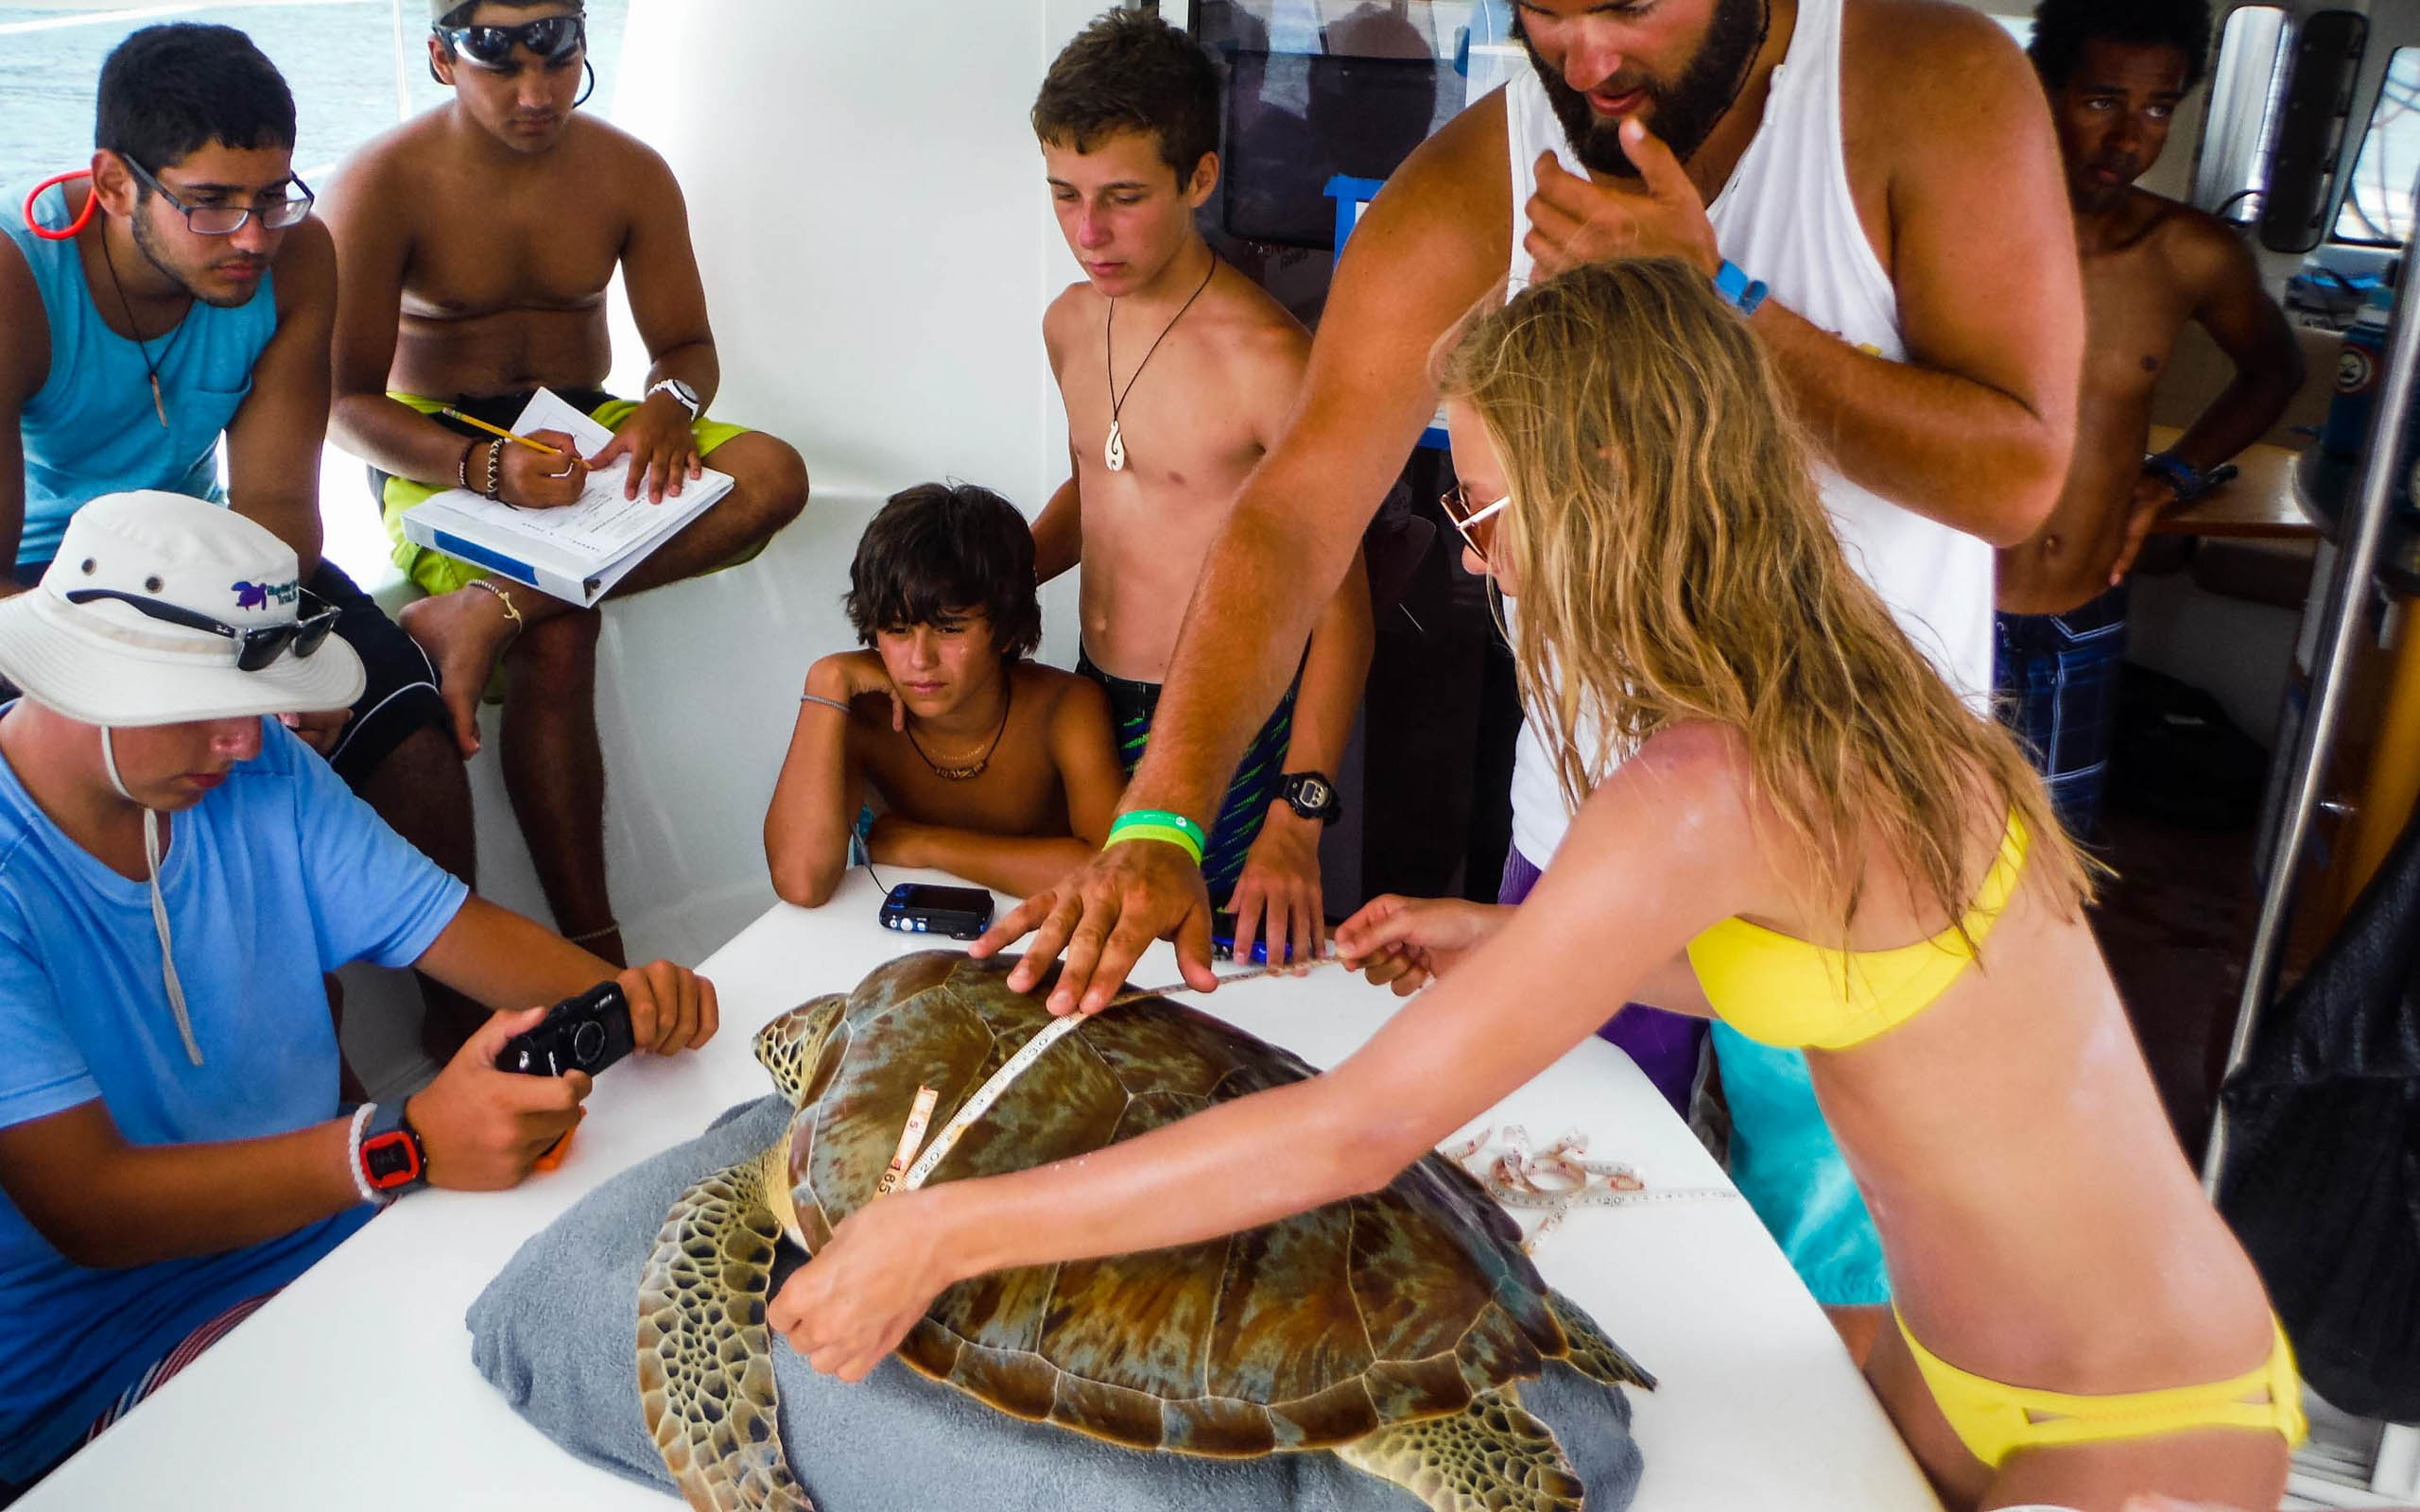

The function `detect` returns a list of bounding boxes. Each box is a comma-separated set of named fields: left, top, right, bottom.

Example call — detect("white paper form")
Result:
left=435, top=388, right=734, bottom=560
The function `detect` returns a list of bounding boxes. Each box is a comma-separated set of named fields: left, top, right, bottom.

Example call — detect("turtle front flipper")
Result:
left=1335, top=1387, right=1582, bottom=1512
left=638, top=1149, right=810, bottom=1512
left=1547, top=1290, right=1656, bottom=1391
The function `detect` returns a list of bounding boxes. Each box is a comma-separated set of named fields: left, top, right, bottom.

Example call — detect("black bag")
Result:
left=2217, top=807, right=2420, bottom=1420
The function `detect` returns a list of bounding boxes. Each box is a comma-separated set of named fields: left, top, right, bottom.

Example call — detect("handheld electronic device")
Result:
left=879, top=883, right=995, bottom=940
left=495, top=982, right=636, bottom=1077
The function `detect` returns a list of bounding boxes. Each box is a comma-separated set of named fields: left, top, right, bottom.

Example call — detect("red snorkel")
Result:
left=22, top=170, right=98, bottom=242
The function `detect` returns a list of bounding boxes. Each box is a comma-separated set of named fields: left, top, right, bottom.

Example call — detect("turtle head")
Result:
left=754, top=993, right=847, bottom=1106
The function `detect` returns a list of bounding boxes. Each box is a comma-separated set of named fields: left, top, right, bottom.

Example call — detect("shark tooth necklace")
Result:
left=1103, top=249, right=1218, bottom=472
left=99, top=229, right=187, bottom=430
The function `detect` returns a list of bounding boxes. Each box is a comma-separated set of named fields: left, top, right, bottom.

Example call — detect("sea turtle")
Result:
left=637, top=950, right=1654, bottom=1512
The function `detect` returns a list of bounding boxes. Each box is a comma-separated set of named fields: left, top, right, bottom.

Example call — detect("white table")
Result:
left=24, top=871, right=1941, bottom=1511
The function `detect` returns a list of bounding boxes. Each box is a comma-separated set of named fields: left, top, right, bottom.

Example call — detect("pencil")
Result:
left=441, top=407, right=561, bottom=454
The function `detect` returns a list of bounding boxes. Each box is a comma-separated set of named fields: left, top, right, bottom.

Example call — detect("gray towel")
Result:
left=469, top=1095, right=1644, bottom=1511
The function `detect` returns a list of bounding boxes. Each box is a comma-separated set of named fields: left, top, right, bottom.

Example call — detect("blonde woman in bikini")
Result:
left=768, top=261, right=2301, bottom=1512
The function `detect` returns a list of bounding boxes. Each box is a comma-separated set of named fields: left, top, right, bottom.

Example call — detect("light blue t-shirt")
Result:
left=2, top=180, right=278, bottom=567
left=0, top=716, right=467, bottom=1479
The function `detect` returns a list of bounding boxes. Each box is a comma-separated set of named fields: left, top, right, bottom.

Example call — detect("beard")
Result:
left=130, top=205, right=255, bottom=309
left=1520, top=0, right=1767, bottom=180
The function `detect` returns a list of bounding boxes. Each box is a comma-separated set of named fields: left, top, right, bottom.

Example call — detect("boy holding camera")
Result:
left=0, top=492, right=717, bottom=1493
left=764, top=484, right=1125, bottom=908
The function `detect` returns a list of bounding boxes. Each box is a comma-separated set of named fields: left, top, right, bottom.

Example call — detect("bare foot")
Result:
left=400, top=586, right=519, bottom=758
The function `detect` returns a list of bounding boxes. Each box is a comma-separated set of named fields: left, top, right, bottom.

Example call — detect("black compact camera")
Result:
left=878, top=883, right=995, bottom=940
left=495, top=982, right=636, bottom=1077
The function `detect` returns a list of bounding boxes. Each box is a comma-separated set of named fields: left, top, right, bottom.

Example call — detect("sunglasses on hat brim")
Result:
left=436, top=14, right=585, bottom=67
left=65, top=588, right=341, bottom=673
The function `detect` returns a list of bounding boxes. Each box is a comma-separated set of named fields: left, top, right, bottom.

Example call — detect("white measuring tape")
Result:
left=1444, top=1125, right=1738, bottom=1253
left=883, top=957, right=1347, bottom=1194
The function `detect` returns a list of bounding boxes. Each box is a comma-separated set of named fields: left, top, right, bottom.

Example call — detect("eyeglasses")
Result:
left=66, top=588, right=339, bottom=672
left=436, top=14, right=586, bottom=68
left=121, top=157, right=314, bottom=236
left=1441, top=484, right=1511, bottom=569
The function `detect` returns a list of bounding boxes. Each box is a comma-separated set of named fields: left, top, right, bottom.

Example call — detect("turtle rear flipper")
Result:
left=1335, top=1387, right=1582, bottom=1512
left=1548, top=1290, right=1656, bottom=1391
left=638, top=1148, right=810, bottom=1512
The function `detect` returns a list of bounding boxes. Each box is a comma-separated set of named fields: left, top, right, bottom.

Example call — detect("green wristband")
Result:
left=1105, top=824, right=1205, bottom=867
left=1113, top=809, right=1208, bottom=850
left=1106, top=811, right=1207, bottom=867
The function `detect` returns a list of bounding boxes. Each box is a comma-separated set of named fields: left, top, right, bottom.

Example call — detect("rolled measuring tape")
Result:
left=23, top=170, right=97, bottom=242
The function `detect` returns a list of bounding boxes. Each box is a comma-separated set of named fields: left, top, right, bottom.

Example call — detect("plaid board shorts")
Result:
left=1995, top=582, right=2129, bottom=841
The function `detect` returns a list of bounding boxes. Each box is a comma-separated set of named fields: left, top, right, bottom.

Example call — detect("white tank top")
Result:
left=1499, top=0, right=1995, bottom=867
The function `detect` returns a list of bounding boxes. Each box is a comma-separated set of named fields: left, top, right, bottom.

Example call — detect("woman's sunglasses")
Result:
left=66, top=589, right=340, bottom=673
left=1442, top=485, right=1510, bottom=570
left=437, top=14, right=585, bottom=68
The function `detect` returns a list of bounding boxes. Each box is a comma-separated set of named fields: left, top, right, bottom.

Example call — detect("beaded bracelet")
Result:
left=481, top=438, right=505, bottom=502
left=456, top=438, right=479, bottom=490
left=346, top=1103, right=390, bottom=1207
left=1105, top=809, right=1207, bottom=867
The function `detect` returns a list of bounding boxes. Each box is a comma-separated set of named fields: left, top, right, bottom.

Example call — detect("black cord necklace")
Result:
left=1103, top=249, right=1219, bottom=472
left=906, top=675, right=1013, bottom=782
left=98, top=230, right=186, bottom=430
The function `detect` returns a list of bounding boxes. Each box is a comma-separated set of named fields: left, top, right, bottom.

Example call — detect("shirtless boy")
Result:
left=1997, top=0, right=2302, bottom=837
left=1028, top=11, right=1373, bottom=970
left=324, top=0, right=809, bottom=990
left=765, top=484, right=1124, bottom=907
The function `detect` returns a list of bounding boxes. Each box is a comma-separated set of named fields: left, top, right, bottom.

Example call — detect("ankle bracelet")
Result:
left=466, top=577, right=525, bottom=634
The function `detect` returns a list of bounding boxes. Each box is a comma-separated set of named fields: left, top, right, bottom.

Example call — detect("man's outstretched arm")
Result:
left=976, top=99, right=1512, bottom=1013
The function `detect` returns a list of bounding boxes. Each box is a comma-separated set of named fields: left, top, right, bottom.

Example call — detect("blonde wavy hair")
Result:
left=1441, top=259, right=2087, bottom=938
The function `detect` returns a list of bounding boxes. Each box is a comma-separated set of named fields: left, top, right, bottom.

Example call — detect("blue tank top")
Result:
left=5, top=180, right=279, bottom=568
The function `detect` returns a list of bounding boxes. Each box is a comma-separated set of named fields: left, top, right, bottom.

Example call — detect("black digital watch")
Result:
left=1278, top=771, right=1342, bottom=826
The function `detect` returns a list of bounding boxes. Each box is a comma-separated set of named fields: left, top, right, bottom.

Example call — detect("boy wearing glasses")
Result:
left=0, top=24, right=477, bottom=1033
left=325, top=0, right=808, bottom=996
left=1028, top=12, right=1373, bottom=970
left=764, top=484, right=1126, bottom=908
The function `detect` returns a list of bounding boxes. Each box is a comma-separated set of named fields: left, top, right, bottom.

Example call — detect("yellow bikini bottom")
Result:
left=1896, top=1309, right=2308, bottom=1468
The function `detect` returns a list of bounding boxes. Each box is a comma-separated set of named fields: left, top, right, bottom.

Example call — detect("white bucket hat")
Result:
left=0, top=490, right=365, bottom=726
left=0, top=493, right=367, bottom=1070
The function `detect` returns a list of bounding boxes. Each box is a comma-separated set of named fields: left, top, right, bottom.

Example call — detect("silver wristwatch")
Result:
left=645, top=377, right=701, bottom=421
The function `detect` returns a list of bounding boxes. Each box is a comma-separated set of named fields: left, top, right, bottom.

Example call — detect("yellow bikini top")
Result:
left=1684, top=813, right=2031, bottom=1052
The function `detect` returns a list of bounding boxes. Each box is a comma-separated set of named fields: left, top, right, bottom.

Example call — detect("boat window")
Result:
left=2333, top=45, right=2420, bottom=248
left=2195, top=6, right=2290, bottom=225
left=0, top=1, right=628, bottom=192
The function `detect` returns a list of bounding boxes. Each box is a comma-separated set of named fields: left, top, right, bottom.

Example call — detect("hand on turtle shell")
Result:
left=973, top=834, right=1219, bottom=1017
left=616, top=959, right=719, bottom=1055
left=1334, top=895, right=1512, bottom=997
left=406, top=1005, right=593, bottom=1190
left=767, top=1192, right=952, bottom=1383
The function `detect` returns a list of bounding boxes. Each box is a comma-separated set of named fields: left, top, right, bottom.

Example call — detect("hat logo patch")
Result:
left=232, top=579, right=298, bottom=610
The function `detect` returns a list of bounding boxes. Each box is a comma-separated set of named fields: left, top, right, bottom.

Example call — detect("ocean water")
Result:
left=0, top=1, right=628, bottom=190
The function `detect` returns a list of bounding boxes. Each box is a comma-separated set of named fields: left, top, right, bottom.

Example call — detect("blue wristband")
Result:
left=1713, top=260, right=1770, bottom=318
left=2143, top=451, right=2205, bottom=498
